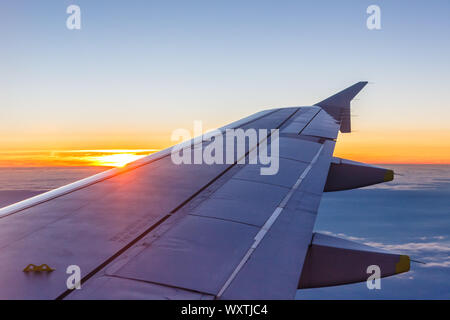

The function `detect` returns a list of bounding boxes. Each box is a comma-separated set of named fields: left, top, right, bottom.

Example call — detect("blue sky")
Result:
left=1, top=1, right=449, bottom=157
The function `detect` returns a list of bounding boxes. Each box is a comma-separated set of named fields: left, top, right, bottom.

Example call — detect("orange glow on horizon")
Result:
left=88, top=153, right=148, bottom=167
left=0, top=130, right=449, bottom=167
left=334, top=130, right=450, bottom=164
left=0, top=150, right=158, bottom=168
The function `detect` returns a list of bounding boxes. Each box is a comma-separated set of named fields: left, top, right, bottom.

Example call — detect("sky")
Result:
left=1, top=0, right=450, bottom=166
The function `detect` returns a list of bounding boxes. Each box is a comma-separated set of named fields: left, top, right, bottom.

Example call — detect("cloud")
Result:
left=419, top=256, right=450, bottom=268
left=317, top=230, right=366, bottom=242
left=361, top=165, right=450, bottom=191
left=319, top=230, right=450, bottom=268
left=421, top=261, right=450, bottom=268
left=366, top=240, right=450, bottom=268
left=395, top=270, right=415, bottom=279
left=418, top=235, right=446, bottom=241
left=364, top=241, right=450, bottom=253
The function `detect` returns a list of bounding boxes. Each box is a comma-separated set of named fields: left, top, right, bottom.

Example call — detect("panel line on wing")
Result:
left=187, top=213, right=261, bottom=228
left=229, top=177, right=292, bottom=191
left=297, top=108, right=322, bottom=135
left=105, top=274, right=214, bottom=297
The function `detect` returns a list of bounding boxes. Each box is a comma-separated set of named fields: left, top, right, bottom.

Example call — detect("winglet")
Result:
left=315, top=81, right=368, bottom=133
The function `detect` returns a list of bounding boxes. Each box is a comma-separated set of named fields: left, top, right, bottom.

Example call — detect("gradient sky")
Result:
left=1, top=0, right=449, bottom=165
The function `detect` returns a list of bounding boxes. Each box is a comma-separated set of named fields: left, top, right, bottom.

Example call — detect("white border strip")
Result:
left=216, top=144, right=325, bottom=298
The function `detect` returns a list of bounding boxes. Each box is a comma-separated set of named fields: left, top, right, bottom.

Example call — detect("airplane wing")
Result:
left=0, top=82, right=410, bottom=300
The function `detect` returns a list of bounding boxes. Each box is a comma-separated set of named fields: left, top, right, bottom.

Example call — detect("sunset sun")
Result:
left=88, top=152, right=148, bottom=167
